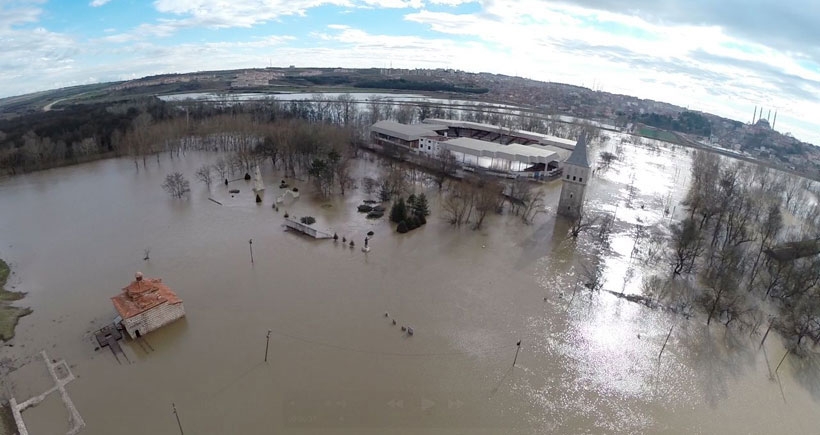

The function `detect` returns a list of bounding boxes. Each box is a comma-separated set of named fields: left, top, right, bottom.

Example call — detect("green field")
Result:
left=0, top=259, right=31, bottom=342
left=637, top=127, right=680, bottom=143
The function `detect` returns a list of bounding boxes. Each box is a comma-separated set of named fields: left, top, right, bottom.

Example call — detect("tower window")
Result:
left=566, top=174, right=570, bottom=179
left=579, top=177, right=583, bottom=182
left=573, top=176, right=576, bottom=181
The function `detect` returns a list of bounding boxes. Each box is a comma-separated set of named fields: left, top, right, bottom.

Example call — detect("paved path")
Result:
left=9, top=350, right=85, bottom=435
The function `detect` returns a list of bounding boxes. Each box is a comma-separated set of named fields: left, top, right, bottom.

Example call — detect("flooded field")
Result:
left=1, top=135, right=819, bottom=434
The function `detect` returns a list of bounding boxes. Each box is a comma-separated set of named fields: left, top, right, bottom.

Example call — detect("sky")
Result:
left=1, top=0, right=820, bottom=144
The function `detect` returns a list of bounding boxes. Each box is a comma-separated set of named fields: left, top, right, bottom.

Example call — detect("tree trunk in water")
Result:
left=748, top=246, right=764, bottom=291
left=759, top=321, right=773, bottom=349
left=707, top=289, right=722, bottom=325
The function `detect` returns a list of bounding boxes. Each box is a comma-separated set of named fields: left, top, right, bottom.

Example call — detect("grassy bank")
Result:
left=0, top=259, right=31, bottom=342
left=0, top=402, right=14, bottom=435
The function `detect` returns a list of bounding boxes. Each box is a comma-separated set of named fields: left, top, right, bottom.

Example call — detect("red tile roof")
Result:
left=111, top=277, right=182, bottom=319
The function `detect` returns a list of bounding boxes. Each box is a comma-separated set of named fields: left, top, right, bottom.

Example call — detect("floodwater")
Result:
left=1, top=135, right=819, bottom=434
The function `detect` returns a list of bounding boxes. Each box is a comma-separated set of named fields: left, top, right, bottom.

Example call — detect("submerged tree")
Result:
left=472, top=178, right=503, bottom=230
left=213, top=158, right=228, bottom=181
left=162, top=172, right=191, bottom=198
left=308, top=159, right=332, bottom=197
left=432, top=148, right=458, bottom=189
left=670, top=217, right=703, bottom=276
left=195, top=164, right=213, bottom=189
left=441, top=180, right=475, bottom=227
left=569, top=210, right=598, bottom=238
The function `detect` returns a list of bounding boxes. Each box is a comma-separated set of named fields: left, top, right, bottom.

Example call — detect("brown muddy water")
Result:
left=1, top=135, right=819, bottom=434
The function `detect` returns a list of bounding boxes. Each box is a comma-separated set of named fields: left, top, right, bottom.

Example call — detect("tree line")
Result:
left=662, top=151, right=820, bottom=350
left=0, top=91, right=600, bottom=176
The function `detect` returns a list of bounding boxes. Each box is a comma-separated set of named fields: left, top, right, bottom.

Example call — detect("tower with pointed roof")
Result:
left=558, top=134, right=591, bottom=218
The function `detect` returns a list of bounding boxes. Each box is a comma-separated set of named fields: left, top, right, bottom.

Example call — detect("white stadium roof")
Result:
left=423, top=118, right=577, bottom=150
left=442, top=137, right=562, bottom=164
left=370, top=120, right=447, bottom=141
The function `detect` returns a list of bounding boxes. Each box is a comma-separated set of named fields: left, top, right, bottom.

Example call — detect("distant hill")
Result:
left=2, top=66, right=818, bottom=178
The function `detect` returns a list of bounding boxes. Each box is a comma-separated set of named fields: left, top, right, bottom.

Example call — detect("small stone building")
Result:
left=111, top=272, right=185, bottom=339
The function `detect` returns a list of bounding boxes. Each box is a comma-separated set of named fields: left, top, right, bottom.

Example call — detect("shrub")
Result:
left=366, top=210, right=385, bottom=219
left=397, top=221, right=409, bottom=233
left=300, top=216, right=316, bottom=225
left=357, top=204, right=373, bottom=213
left=406, top=217, right=420, bottom=231
left=390, top=197, right=408, bottom=223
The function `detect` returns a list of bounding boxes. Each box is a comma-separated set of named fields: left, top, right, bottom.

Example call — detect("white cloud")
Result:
left=3, top=0, right=820, bottom=144
left=428, top=0, right=474, bottom=5
left=89, top=0, right=111, bottom=6
left=358, top=0, right=423, bottom=8
left=152, top=0, right=353, bottom=28
left=0, top=0, right=45, bottom=30
left=400, top=3, right=820, bottom=143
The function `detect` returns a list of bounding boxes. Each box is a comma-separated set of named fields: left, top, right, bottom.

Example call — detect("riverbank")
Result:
left=0, top=258, right=31, bottom=341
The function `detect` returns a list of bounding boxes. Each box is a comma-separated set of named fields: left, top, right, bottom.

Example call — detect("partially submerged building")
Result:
left=111, top=272, right=185, bottom=338
left=369, top=119, right=572, bottom=177
left=370, top=120, right=448, bottom=153
left=558, top=134, right=591, bottom=218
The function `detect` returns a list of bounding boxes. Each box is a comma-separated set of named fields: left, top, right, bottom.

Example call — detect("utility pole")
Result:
left=775, top=349, right=790, bottom=375
left=249, top=238, right=254, bottom=265
left=658, top=324, right=674, bottom=361
left=172, top=403, right=184, bottom=435
left=265, top=329, right=272, bottom=363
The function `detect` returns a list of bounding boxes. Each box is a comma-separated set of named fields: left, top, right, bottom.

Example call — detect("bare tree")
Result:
left=748, top=204, right=783, bottom=289
left=362, top=177, right=377, bottom=196
left=521, top=192, right=546, bottom=224
left=569, top=210, right=598, bottom=238
left=162, top=172, right=191, bottom=198
left=472, top=177, right=503, bottom=230
left=432, top=148, right=458, bottom=189
left=332, top=149, right=354, bottom=195
left=580, top=253, right=606, bottom=292
left=382, top=165, right=408, bottom=199
left=599, top=151, right=617, bottom=169
left=213, top=158, right=228, bottom=181
left=195, top=164, right=213, bottom=189
left=670, top=217, right=704, bottom=276
left=505, top=178, right=546, bottom=224
left=441, top=180, right=475, bottom=226
left=703, top=243, right=745, bottom=325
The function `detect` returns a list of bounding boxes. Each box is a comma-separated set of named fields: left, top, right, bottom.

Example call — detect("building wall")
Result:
left=419, top=138, right=443, bottom=156
left=557, top=164, right=590, bottom=218
left=122, top=302, right=186, bottom=338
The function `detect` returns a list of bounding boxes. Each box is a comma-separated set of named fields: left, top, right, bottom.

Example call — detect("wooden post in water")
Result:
left=249, top=239, right=254, bottom=265
left=172, top=403, right=184, bottom=435
left=775, top=349, right=790, bottom=375
left=759, top=319, right=774, bottom=350
left=658, top=324, right=674, bottom=361
left=513, top=340, right=522, bottom=367
left=265, top=329, right=272, bottom=363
